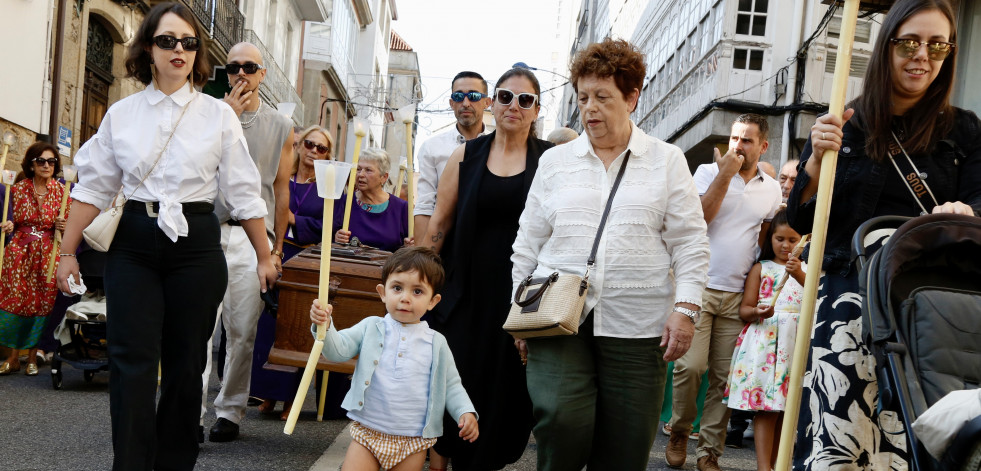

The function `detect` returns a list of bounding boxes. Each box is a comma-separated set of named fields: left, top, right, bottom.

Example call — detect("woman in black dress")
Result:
left=787, top=0, right=981, bottom=468
left=422, top=67, right=553, bottom=470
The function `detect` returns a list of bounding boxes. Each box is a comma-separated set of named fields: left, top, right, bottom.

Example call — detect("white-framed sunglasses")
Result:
left=495, top=88, right=538, bottom=109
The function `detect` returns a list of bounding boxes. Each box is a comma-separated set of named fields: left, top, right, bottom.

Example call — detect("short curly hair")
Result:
left=569, top=38, right=646, bottom=98
left=21, top=141, right=61, bottom=180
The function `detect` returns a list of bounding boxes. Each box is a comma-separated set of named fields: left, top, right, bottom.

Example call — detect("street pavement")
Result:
left=1, top=357, right=760, bottom=470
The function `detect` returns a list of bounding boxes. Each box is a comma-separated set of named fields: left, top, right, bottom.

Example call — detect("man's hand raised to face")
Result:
left=715, top=146, right=744, bottom=179
left=223, top=80, right=252, bottom=117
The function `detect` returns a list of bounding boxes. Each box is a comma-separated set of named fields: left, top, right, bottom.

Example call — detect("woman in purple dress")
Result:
left=251, top=125, right=333, bottom=419
left=332, top=147, right=409, bottom=252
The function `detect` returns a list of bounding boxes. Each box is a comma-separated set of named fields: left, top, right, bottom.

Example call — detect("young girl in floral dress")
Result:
left=724, top=210, right=806, bottom=471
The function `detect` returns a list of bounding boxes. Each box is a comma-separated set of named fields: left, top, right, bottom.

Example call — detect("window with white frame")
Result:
left=733, top=48, right=764, bottom=70
left=736, top=0, right=767, bottom=36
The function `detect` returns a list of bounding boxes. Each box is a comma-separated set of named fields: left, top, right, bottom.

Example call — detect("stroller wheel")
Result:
left=51, top=369, right=63, bottom=390
left=83, top=370, right=96, bottom=382
left=963, top=441, right=981, bottom=471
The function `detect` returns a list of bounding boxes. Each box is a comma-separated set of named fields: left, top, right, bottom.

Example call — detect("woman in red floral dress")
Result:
left=0, top=141, right=69, bottom=376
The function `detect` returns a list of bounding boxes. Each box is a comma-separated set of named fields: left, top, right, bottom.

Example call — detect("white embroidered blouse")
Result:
left=510, top=122, right=710, bottom=338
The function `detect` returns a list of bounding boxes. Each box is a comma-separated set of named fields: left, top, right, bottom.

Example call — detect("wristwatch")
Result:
left=271, top=249, right=285, bottom=260
left=673, top=306, right=700, bottom=324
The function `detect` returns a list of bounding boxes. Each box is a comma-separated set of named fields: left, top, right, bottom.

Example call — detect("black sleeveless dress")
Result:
left=430, top=133, right=553, bottom=470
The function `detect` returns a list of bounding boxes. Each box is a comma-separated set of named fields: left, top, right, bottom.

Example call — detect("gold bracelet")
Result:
left=270, top=249, right=284, bottom=259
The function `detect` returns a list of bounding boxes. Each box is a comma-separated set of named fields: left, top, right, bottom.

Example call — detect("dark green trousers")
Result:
left=526, top=315, right=667, bottom=471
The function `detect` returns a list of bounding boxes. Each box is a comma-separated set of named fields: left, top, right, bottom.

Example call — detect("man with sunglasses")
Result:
left=204, top=41, right=296, bottom=443
left=414, top=71, right=491, bottom=240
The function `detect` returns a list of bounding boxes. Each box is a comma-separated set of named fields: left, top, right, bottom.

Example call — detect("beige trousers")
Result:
left=669, top=288, right=744, bottom=459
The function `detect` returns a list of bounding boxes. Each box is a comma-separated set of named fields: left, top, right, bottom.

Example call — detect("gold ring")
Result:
left=822, top=132, right=827, bottom=140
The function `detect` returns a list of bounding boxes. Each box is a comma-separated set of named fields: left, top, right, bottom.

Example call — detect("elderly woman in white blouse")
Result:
left=510, top=38, right=711, bottom=471
left=55, top=4, right=276, bottom=471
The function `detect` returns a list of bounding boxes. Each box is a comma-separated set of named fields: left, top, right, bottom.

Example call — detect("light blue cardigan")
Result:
left=316, top=316, right=477, bottom=438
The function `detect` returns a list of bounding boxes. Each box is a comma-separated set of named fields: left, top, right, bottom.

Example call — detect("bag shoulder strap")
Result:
left=587, top=150, right=630, bottom=267
left=887, top=132, right=940, bottom=215
left=113, top=91, right=196, bottom=207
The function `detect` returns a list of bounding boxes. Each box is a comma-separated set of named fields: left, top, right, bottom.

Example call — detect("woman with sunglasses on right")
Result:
left=787, top=0, right=981, bottom=468
left=422, top=67, right=553, bottom=471
left=55, top=3, right=276, bottom=470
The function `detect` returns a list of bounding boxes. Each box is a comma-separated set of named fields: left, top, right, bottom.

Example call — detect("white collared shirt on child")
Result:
left=347, top=314, right=435, bottom=436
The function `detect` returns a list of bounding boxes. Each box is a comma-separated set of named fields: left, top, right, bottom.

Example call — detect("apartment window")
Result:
left=736, top=0, right=767, bottom=36
left=266, top=0, right=278, bottom=45
left=733, top=48, right=764, bottom=70
left=285, top=23, right=295, bottom=83
left=828, top=13, right=873, bottom=43
left=713, top=2, right=724, bottom=42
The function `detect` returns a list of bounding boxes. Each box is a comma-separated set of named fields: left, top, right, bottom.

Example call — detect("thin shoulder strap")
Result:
left=587, top=150, right=630, bottom=267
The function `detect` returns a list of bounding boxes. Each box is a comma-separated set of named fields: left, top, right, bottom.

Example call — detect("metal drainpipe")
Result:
left=781, top=0, right=808, bottom=165
left=48, top=0, right=68, bottom=145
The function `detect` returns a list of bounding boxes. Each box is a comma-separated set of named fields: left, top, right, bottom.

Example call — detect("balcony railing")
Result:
left=166, top=0, right=243, bottom=52
left=210, top=0, right=245, bottom=52
left=245, top=29, right=304, bottom=124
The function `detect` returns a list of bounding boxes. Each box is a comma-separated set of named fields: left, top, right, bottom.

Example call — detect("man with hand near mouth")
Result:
left=665, top=114, right=782, bottom=471
left=413, top=71, right=491, bottom=240
left=203, top=41, right=295, bottom=443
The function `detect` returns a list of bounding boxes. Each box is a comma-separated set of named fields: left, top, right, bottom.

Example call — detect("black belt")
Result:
left=124, top=200, right=215, bottom=216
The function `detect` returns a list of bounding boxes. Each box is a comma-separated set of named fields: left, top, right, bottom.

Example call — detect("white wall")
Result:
left=0, top=0, right=50, bottom=132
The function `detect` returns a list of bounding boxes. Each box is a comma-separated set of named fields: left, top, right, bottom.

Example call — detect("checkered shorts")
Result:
left=349, top=422, right=436, bottom=470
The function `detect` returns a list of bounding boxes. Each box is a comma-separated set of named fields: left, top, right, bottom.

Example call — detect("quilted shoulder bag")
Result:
left=82, top=94, right=194, bottom=251
left=504, top=151, right=630, bottom=339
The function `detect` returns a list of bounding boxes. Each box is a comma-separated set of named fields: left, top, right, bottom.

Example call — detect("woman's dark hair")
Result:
left=125, top=2, right=211, bottom=87
left=855, top=0, right=957, bottom=161
left=20, top=141, right=61, bottom=180
left=759, top=209, right=791, bottom=262
left=494, top=67, right=542, bottom=136
left=569, top=37, right=646, bottom=108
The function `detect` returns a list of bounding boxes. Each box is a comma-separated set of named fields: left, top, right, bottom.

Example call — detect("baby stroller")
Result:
left=50, top=248, right=110, bottom=389
left=853, top=214, right=981, bottom=471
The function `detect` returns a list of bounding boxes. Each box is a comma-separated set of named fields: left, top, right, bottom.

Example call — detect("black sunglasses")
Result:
left=225, top=63, right=265, bottom=75
left=153, top=35, right=201, bottom=51
left=495, top=89, right=538, bottom=109
left=303, top=139, right=330, bottom=155
left=890, top=38, right=955, bottom=61
left=34, top=157, right=59, bottom=167
left=450, top=91, right=488, bottom=103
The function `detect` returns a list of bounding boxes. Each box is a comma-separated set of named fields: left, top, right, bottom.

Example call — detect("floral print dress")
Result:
left=724, top=260, right=804, bottom=411
left=0, top=178, right=68, bottom=349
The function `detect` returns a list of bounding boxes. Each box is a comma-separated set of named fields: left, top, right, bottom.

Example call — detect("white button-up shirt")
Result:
left=511, top=122, right=711, bottom=338
left=413, top=124, right=486, bottom=216
left=347, top=314, right=434, bottom=436
left=72, top=81, right=266, bottom=241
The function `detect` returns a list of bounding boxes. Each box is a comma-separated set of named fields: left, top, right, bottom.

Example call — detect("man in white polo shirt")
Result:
left=413, top=71, right=491, bottom=240
left=665, top=113, right=782, bottom=471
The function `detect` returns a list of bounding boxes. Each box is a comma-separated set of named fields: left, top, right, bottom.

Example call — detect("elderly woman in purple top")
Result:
left=333, top=147, right=409, bottom=252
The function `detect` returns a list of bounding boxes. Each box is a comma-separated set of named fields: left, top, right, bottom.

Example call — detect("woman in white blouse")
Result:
left=55, top=4, right=276, bottom=470
left=510, top=38, right=711, bottom=470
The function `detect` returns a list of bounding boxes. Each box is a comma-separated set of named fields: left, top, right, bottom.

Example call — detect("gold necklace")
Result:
left=33, top=180, right=49, bottom=196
